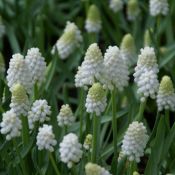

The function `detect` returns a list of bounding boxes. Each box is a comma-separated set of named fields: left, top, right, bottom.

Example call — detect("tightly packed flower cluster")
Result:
left=149, top=0, right=169, bottom=16
left=28, top=99, right=51, bottom=129
left=85, top=83, right=107, bottom=116
left=75, top=43, right=103, bottom=89
left=121, top=121, right=149, bottom=162
left=59, top=133, right=83, bottom=168
left=52, top=21, right=82, bottom=59
left=85, top=162, right=112, bottom=175
left=134, top=47, right=159, bottom=102
left=57, top=104, right=75, bottom=126
left=109, top=0, right=123, bottom=13
left=157, top=76, right=175, bottom=111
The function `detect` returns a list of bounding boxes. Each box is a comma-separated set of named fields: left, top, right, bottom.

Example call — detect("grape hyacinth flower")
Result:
left=85, top=83, right=107, bottom=116
left=134, top=47, right=159, bottom=102
left=52, top=21, right=82, bottom=59
left=59, top=133, right=83, bottom=168
left=83, top=134, right=93, bottom=150
left=85, top=162, right=112, bottom=175
left=85, top=5, right=102, bottom=33
left=149, top=0, right=169, bottom=16
left=0, top=110, right=22, bottom=140
left=144, top=29, right=152, bottom=47
left=109, top=0, right=123, bottom=13
left=127, top=0, right=140, bottom=21
left=100, top=46, right=129, bottom=91
left=57, top=104, right=75, bottom=127
left=36, top=124, right=57, bottom=152
left=10, top=83, right=30, bottom=117
left=120, top=34, right=136, bottom=66
left=75, top=43, right=103, bottom=89
left=28, top=99, right=51, bottom=130
left=7, top=53, right=33, bottom=94
left=25, top=47, right=46, bottom=85
left=121, top=121, right=149, bottom=162
left=157, top=76, right=175, bottom=111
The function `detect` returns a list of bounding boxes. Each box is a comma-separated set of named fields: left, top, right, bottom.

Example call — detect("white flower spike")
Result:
left=85, top=83, right=107, bottom=116
left=0, top=110, right=22, bottom=140
left=121, top=121, right=149, bottom=162
left=28, top=99, right=51, bottom=130
left=134, top=47, right=159, bottom=102
left=157, top=76, right=175, bottom=111
left=25, top=47, right=46, bottom=85
left=10, top=83, right=30, bottom=117
left=52, top=21, right=82, bottom=59
left=7, top=53, right=33, bottom=94
left=75, top=43, right=103, bottom=89
left=127, top=0, right=140, bottom=21
left=85, top=5, right=102, bottom=33
left=100, top=46, right=129, bottom=91
left=59, top=133, right=83, bottom=168
left=36, top=124, right=57, bottom=152
left=109, top=0, right=123, bottom=13
left=149, top=0, right=169, bottom=16
left=85, top=162, right=112, bottom=175
left=83, top=134, right=93, bottom=150
left=57, top=104, right=75, bottom=127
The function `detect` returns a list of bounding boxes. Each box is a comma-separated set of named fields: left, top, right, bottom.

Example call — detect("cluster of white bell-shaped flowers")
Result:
left=85, top=83, right=107, bottom=116
left=36, top=124, right=57, bottom=152
left=7, top=53, right=33, bottom=94
left=59, top=133, right=83, bottom=168
left=0, top=110, right=22, bottom=140
left=100, top=46, right=129, bottom=91
left=25, top=47, right=46, bottom=85
left=57, top=104, right=75, bottom=127
left=28, top=99, right=51, bottom=130
left=85, top=5, right=102, bottom=33
left=75, top=43, right=103, bottom=89
left=149, top=0, right=169, bottom=16
left=157, top=76, right=175, bottom=111
left=127, top=0, right=140, bottom=21
left=121, top=121, right=149, bottom=162
left=120, top=34, right=136, bottom=66
left=52, top=21, right=83, bottom=59
left=109, top=0, right=123, bottom=13
left=134, top=47, right=159, bottom=102
left=10, top=83, right=30, bottom=117
left=85, top=162, right=112, bottom=175
left=0, top=16, right=5, bottom=38
left=83, top=134, right=92, bottom=150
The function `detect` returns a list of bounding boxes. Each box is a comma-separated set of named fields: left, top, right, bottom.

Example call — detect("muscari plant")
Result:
left=0, top=0, right=175, bottom=174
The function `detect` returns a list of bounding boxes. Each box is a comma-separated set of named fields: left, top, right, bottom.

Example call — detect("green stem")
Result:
left=34, top=83, right=39, bottom=100
left=136, top=99, right=147, bottom=121
left=91, top=114, right=99, bottom=163
left=13, top=140, right=28, bottom=175
left=21, top=116, right=29, bottom=145
left=128, top=161, right=136, bottom=175
left=112, top=88, right=118, bottom=168
left=165, top=110, right=170, bottom=130
left=49, top=152, right=61, bottom=175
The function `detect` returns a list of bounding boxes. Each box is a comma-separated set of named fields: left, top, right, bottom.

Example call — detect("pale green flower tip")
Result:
left=60, top=104, right=73, bottom=116
left=84, top=134, right=92, bottom=145
left=61, top=29, right=76, bottom=43
left=144, top=29, right=152, bottom=46
left=128, top=0, right=139, bottom=11
left=87, top=5, right=101, bottom=22
left=160, top=76, right=174, bottom=94
left=133, top=172, right=140, bottom=175
left=85, top=43, right=103, bottom=61
left=89, top=83, right=105, bottom=101
left=85, top=163, right=101, bottom=175
left=11, top=83, right=28, bottom=103
left=120, top=33, right=135, bottom=52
